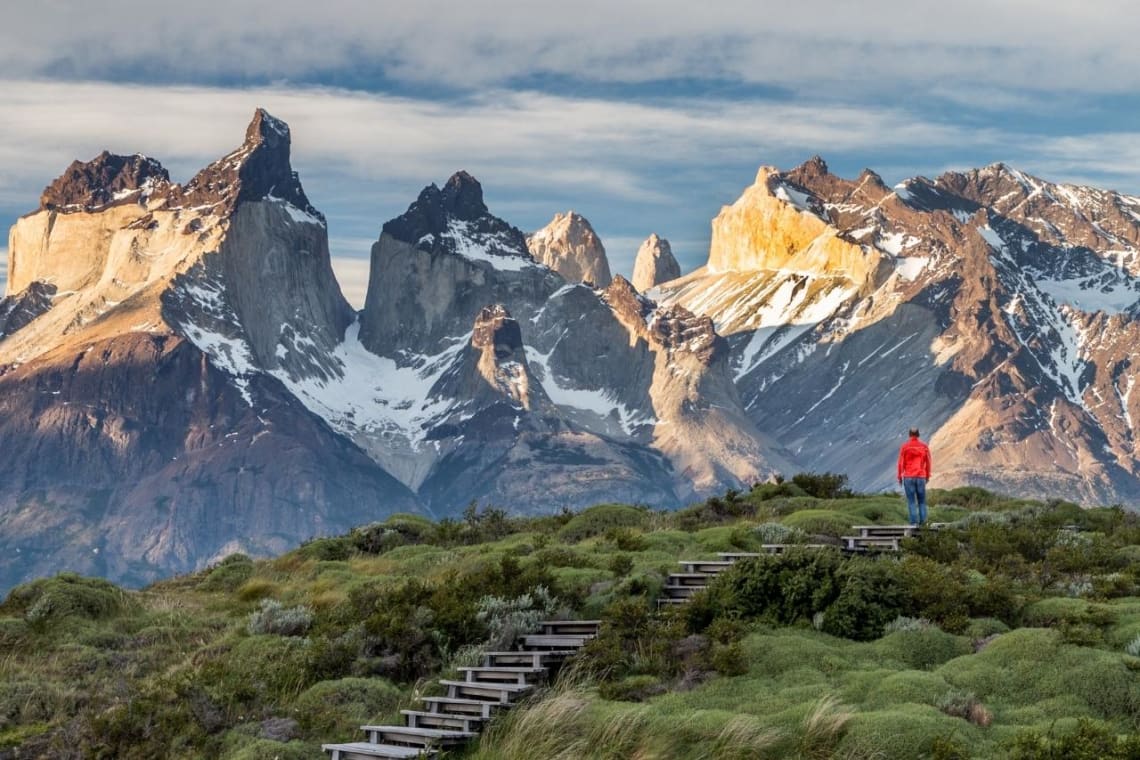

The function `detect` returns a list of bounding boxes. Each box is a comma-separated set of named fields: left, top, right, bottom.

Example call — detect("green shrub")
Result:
left=1009, top=718, right=1140, bottom=760
left=217, top=734, right=313, bottom=760
left=475, top=586, right=558, bottom=649
left=558, top=504, right=649, bottom=542
left=791, top=472, right=853, bottom=499
left=296, top=536, right=354, bottom=561
left=821, top=559, right=911, bottom=641
left=200, top=554, right=256, bottom=592
left=202, top=636, right=313, bottom=709
left=838, top=705, right=963, bottom=760
left=236, top=578, right=279, bottom=602
left=861, top=670, right=953, bottom=709
left=780, top=510, right=853, bottom=537
left=4, top=573, right=131, bottom=626
left=0, top=617, right=31, bottom=651
left=748, top=481, right=809, bottom=501
left=608, top=554, right=635, bottom=577
left=753, top=522, right=809, bottom=544
left=292, top=677, right=403, bottom=736
left=607, top=527, right=648, bottom=552
left=247, top=600, right=313, bottom=637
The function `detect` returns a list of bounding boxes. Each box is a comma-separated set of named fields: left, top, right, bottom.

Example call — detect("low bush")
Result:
left=247, top=600, right=313, bottom=637
left=558, top=504, right=648, bottom=542
left=292, top=677, right=403, bottom=736
left=475, top=586, right=558, bottom=649
left=791, top=472, right=854, bottom=499
left=1009, top=718, right=1140, bottom=759
left=780, top=510, right=853, bottom=537
left=4, top=573, right=131, bottom=626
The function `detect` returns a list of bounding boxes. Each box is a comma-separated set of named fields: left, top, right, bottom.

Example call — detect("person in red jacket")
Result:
left=897, top=428, right=932, bottom=525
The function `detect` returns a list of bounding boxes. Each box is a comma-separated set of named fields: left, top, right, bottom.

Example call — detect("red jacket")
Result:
left=897, top=437, right=931, bottom=480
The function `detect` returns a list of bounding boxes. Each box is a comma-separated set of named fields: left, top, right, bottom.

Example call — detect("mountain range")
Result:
left=2, top=110, right=1139, bottom=591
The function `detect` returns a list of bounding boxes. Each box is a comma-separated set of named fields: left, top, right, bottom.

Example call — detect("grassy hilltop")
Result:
left=2, top=476, right=1140, bottom=759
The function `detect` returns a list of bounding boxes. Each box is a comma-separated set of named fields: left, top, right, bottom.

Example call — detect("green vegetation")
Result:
left=1, top=485, right=1138, bottom=758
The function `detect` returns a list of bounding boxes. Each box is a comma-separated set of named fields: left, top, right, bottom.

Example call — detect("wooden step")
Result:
left=522, top=634, right=592, bottom=650
left=418, top=697, right=503, bottom=718
left=656, top=597, right=688, bottom=606
left=361, top=725, right=473, bottom=749
left=842, top=536, right=901, bottom=551
left=851, top=525, right=920, bottom=538
left=538, top=619, right=601, bottom=636
left=439, top=679, right=533, bottom=703
left=323, top=741, right=436, bottom=759
left=661, top=584, right=701, bottom=598
left=678, top=560, right=735, bottom=573
left=401, top=709, right=484, bottom=732
left=457, top=665, right=547, bottom=685
left=482, top=650, right=574, bottom=668
left=667, top=573, right=712, bottom=587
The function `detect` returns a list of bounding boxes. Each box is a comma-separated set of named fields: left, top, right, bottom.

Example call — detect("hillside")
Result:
left=2, top=480, right=1139, bottom=759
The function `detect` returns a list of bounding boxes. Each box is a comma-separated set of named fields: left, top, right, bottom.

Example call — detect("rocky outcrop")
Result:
left=39, top=151, right=170, bottom=213
left=631, top=234, right=680, bottom=291
left=359, top=172, right=561, bottom=358
left=527, top=211, right=612, bottom=287
left=0, top=281, right=56, bottom=338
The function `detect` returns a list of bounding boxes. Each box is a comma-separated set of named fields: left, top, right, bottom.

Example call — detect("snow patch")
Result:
left=274, top=321, right=466, bottom=449
left=773, top=182, right=815, bottom=213
left=441, top=219, right=539, bottom=272
left=268, top=195, right=324, bottom=226
left=895, top=256, right=929, bottom=281
left=526, top=339, right=653, bottom=435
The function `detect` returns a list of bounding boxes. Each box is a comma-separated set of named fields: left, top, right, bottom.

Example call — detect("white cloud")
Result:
left=0, top=78, right=991, bottom=205
left=2, top=1, right=1139, bottom=95
left=329, top=255, right=370, bottom=310
left=2, top=79, right=1139, bottom=290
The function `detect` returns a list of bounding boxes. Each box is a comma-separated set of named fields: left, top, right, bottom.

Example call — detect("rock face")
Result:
left=631, top=233, right=681, bottom=291
left=339, top=175, right=788, bottom=508
left=657, top=157, right=1140, bottom=504
left=0, top=109, right=418, bottom=594
left=527, top=211, right=613, bottom=287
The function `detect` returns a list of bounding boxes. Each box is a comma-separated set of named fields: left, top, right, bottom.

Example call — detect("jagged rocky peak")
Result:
left=381, top=170, right=530, bottom=258
left=526, top=210, right=612, bottom=287
left=601, top=274, right=654, bottom=328
left=174, top=108, right=322, bottom=221
left=360, top=171, right=559, bottom=357
left=631, top=233, right=680, bottom=291
left=707, top=159, right=884, bottom=283
left=39, top=151, right=170, bottom=212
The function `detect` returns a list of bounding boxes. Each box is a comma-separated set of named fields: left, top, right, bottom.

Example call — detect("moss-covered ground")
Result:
left=1, top=478, right=1139, bottom=758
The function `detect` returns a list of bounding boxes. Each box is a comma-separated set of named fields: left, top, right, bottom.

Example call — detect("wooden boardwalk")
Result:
left=659, top=524, right=937, bottom=606
left=322, top=619, right=601, bottom=759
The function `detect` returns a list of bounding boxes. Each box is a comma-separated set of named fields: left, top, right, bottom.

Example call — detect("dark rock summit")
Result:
left=360, top=171, right=557, bottom=357
left=39, top=152, right=170, bottom=212
left=173, top=108, right=323, bottom=221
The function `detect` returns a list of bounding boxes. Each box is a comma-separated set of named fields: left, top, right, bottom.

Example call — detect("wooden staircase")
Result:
left=322, top=619, right=600, bottom=759
left=660, top=526, right=938, bottom=606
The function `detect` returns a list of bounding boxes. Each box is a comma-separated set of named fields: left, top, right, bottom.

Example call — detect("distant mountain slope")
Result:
left=657, top=157, right=1140, bottom=504
left=0, top=111, right=419, bottom=592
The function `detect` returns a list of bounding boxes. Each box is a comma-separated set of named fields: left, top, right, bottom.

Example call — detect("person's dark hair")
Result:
left=909, top=428, right=920, bottom=437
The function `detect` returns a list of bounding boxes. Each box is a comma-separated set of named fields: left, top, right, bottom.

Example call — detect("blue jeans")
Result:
left=903, top=477, right=927, bottom=525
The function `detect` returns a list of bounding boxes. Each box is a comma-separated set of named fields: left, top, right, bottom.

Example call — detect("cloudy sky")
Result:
left=2, top=1, right=1138, bottom=304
